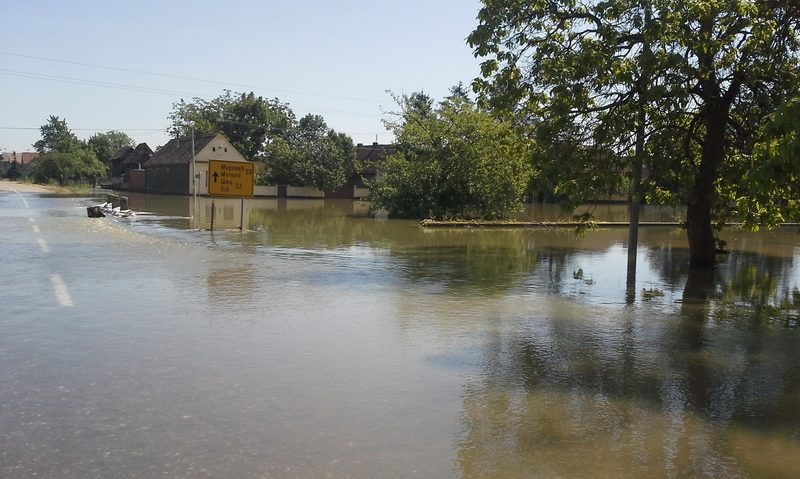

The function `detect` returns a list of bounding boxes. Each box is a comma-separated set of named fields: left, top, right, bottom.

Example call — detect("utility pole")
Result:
left=191, top=124, right=197, bottom=225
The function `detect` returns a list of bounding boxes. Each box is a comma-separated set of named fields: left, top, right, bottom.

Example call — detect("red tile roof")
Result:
left=1, top=152, right=39, bottom=164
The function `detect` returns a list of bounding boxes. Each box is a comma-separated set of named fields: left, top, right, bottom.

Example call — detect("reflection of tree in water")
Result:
left=390, top=229, right=633, bottom=296
left=457, top=316, right=670, bottom=478
left=455, top=276, right=800, bottom=477
left=524, top=247, right=577, bottom=294
left=646, top=243, right=800, bottom=324
left=714, top=254, right=800, bottom=327
left=247, top=200, right=387, bottom=249
left=645, top=243, right=691, bottom=287
left=388, top=232, right=540, bottom=295
left=246, top=202, right=800, bottom=310
left=247, top=202, right=542, bottom=294
left=676, top=251, right=800, bottom=328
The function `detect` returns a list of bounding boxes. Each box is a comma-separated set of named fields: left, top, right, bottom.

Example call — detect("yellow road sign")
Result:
left=208, top=160, right=254, bottom=197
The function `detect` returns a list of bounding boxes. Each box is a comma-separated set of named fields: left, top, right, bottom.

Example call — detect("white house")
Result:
left=145, top=133, right=249, bottom=195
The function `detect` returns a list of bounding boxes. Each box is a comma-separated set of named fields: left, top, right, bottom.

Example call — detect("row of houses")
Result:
left=1, top=133, right=393, bottom=197
left=0, top=152, right=40, bottom=165
left=111, top=133, right=245, bottom=195
left=112, top=133, right=393, bottom=199
left=0, top=151, right=39, bottom=179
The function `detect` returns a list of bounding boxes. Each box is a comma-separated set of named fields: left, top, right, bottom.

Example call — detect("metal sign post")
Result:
left=240, top=196, right=244, bottom=231
left=210, top=196, right=215, bottom=231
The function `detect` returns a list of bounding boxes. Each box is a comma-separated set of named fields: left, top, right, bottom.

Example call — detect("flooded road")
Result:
left=2, top=189, right=800, bottom=478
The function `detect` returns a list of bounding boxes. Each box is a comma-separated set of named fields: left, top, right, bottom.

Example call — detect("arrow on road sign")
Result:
left=208, top=160, right=254, bottom=197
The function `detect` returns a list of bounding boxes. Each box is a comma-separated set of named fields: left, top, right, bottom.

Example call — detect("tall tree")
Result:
left=368, top=89, right=533, bottom=219
left=87, top=130, right=134, bottom=167
left=4, top=162, right=22, bottom=180
left=469, top=0, right=800, bottom=267
left=31, top=116, right=106, bottom=184
left=264, top=114, right=356, bottom=191
left=168, top=90, right=295, bottom=160
left=33, top=115, right=81, bottom=153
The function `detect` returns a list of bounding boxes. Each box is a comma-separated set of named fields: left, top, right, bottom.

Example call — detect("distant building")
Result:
left=0, top=151, right=38, bottom=180
left=325, top=142, right=396, bottom=199
left=110, top=144, right=152, bottom=177
left=110, top=143, right=153, bottom=192
left=1, top=151, right=39, bottom=165
left=145, top=133, right=249, bottom=195
left=356, top=142, right=395, bottom=185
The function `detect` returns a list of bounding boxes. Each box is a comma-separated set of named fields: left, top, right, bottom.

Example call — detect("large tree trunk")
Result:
left=686, top=103, right=728, bottom=268
left=686, top=193, right=716, bottom=268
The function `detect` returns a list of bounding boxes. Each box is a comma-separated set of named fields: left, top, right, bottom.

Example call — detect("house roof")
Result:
left=357, top=143, right=396, bottom=176
left=146, top=133, right=218, bottom=166
left=121, top=143, right=153, bottom=167
left=1, top=152, right=40, bottom=164
left=111, top=146, right=134, bottom=161
left=356, top=142, right=396, bottom=163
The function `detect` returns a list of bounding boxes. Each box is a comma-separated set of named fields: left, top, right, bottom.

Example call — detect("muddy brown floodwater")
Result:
left=1, top=190, right=799, bottom=478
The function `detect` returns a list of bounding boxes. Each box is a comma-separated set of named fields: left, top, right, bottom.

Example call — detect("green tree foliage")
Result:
left=87, top=130, right=134, bottom=167
left=32, top=150, right=107, bottom=185
left=168, top=90, right=295, bottom=160
left=169, top=90, right=356, bottom=189
left=31, top=116, right=107, bottom=184
left=33, top=115, right=82, bottom=153
left=729, top=98, right=800, bottom=229
left=264, top=114, right=356, bottom=191
left=368, top=90, right=533, bottom=219
left=469, top=0, right=800, bottom=267
left=4, top=162, right=22, bottom=180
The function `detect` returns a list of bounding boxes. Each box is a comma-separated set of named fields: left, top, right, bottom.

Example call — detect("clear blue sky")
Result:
left=1, top=0, right=484, bottom=153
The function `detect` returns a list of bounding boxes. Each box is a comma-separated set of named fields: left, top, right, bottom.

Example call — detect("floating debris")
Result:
left=86, top=206, right=105, bottom=218
left=642, top=288, right=665, bottom=300
left=87, top=194, right=136, bottom=218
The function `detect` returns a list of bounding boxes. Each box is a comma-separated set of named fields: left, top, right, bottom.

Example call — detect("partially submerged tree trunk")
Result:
left=683, top=266, right=716, bottom=304
left=686, top=102, right=728, bottom=268
left=626, top=109, right=644, bottom=303
left=686, top=195, right=716, bottom=268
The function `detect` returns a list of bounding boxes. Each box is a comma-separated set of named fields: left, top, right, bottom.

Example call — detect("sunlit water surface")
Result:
left=1, top=191, right=799, bottom=478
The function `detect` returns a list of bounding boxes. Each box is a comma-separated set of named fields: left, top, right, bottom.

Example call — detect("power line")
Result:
left=2, top=126, right=392, bottom=139
left=0, top=127, right=165, bottom=131
left=0, top=68, right=205, bottom=97
left=0, top=50, right=386, bottom=103
left=1, top=124, right=391, bottom=140
left=0, top=68, right=383, bottom=119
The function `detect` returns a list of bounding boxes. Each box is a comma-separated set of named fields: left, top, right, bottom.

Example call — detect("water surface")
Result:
left=1, top=191, right=799, bottom=478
